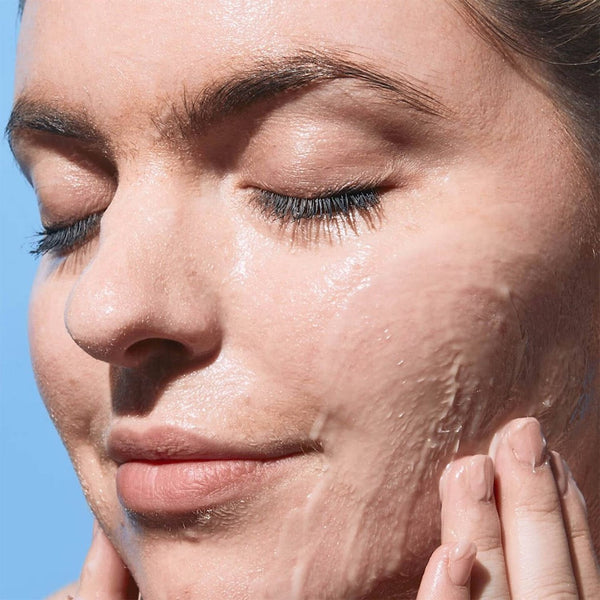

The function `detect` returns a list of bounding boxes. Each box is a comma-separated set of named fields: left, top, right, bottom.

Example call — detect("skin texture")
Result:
left=10, top=0, right=598, bottom=598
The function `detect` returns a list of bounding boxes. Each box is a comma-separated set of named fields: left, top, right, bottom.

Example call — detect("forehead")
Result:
left=15, top=0, right=516, bottom=127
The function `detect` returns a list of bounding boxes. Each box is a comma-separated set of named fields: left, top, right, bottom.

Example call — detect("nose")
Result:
left=64, top=178, right=223, bottom=368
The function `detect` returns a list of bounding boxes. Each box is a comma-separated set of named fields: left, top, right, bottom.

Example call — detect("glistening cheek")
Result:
left=28, top=267, right=109, bottom=444
left=245, top=233, right=524, bottom=455
left=255, top=237, right=528, bottom=585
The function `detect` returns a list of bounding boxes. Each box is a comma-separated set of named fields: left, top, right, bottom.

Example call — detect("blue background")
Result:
left=1, top=2, right=92, bottom=598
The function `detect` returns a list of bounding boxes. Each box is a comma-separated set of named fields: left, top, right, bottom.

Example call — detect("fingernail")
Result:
left=550, top=451, right=568, bottom=496
left=92, top=518, right=99, bottom=538
left=508, top=418, right=547, bottom=470
left=468, top=456, right=494, bottom=502
left=448, top=541, right=477, bottom=587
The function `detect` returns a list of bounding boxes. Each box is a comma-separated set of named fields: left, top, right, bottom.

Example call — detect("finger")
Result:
left=491, top=418, right=578, bottom=599
left=75, top=520, right=138, bottom=600
left=440, top=455, right=510, bottom=599
left=416, top=541, right=477, bottom=600
left=551, top=451, right=600, bottom=599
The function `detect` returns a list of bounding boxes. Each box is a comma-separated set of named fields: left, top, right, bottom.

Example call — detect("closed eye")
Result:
left=31, top=212, right=103, bottom=256
left=255, top=187, right=381, bottom=223
left=30, top=187, right=381, bottom=256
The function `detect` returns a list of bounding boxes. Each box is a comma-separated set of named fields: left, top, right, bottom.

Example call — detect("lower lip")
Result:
left=116, top=458, right=287, bottom=515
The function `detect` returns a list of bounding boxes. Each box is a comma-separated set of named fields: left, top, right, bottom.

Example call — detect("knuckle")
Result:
left=512, top=492, right=561, bottom=520
left=567, top=523, right=591, bottom=544
left=470, top=532, right=503, bottom=554
left=520, top=574, right=578, bottom=600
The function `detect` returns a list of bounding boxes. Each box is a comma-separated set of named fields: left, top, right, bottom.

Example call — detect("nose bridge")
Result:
left=64, top=165, right=223, bottom=365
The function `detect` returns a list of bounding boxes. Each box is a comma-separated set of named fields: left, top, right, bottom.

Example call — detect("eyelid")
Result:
left=31, top=211, right=103, bottom=257
left=251, top=185, right=383, bottom=225
left=29, top=180, right=384, bottom=256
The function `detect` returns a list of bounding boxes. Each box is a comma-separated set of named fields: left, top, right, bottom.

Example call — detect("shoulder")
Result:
left=45, top=582, right=78, bottom=600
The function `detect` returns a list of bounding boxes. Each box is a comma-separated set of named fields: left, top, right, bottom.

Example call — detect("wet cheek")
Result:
left=253, top=245, right=524, bottom=453
left=28, top=270, right=107, bottom=445
left=233, top=244, right=527, bottom=586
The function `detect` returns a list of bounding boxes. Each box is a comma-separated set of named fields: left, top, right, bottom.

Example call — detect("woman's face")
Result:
left=13, top=0, right=597, bottom=598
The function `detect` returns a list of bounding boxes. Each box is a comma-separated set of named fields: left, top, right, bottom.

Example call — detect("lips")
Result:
left=108, top=425, right=316, bottom=516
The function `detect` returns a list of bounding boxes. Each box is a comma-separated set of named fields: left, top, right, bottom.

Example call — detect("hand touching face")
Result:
left=13, top=0, right=598, bottom=597
left=52, top=418, right=600, bottom=599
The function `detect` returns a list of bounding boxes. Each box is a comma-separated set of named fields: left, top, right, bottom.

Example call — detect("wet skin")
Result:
left=10, top=0, right=598, bottom=598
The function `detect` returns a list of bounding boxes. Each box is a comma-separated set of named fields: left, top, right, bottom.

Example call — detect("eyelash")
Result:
left=31, top=212, right=103, bottom=257
left=255, top=187, right=381, bottom=224
left=30, top=186, right=381, bottom=256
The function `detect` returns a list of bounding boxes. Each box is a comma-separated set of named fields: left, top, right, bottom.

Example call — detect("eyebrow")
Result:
left=6, top=48, right=449, bottom=152
left=177, top=49, right=449, bottom=132
left=5, top=98, right=110, bottom=155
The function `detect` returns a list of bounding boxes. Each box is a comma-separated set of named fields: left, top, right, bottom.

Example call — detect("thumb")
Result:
left=74, top=519, right=139, bottom=600
left=416, top=541, right=476, bottom=600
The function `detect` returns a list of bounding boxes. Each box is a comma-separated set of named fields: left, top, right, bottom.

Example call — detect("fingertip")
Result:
left=489, top=417, right=548, bottom=469
left=77, top=520, right=138, bottom=599
left=448, top=541, right=477, bottom=587
left=506, top=418, right=547, bottom=470
left=417, top=542, right=476, bottom=599
left=561, top=455, right=588, bottom=513
left=417, top=545, right=449, bottom=600
left=550, top=450, right=568, bottom=497
left=440, top=455, right=494, bottom=507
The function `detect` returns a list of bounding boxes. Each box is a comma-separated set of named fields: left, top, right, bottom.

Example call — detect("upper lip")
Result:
left=107, top=425, right=317, bottom=464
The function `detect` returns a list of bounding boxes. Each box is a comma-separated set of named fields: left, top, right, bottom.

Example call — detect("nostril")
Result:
left=122, top=335, right=222, bottom=370
left=124, top=338, right=189, bottom=367
left=63, top=253, right=224, bottom=367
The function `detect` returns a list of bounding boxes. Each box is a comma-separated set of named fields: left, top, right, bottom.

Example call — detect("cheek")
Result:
left=230, top=232, right=527, bottom=590
left=28, top=263, right=108, bottom=446
left=248, top=231, right=525, bottom=456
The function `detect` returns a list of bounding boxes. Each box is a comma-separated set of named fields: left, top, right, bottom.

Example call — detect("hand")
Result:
left=417, top=417, right=600, bottom=599
left=54, top=417, right=599, bottom=600
left=59, top=520, right=139, bottom=600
